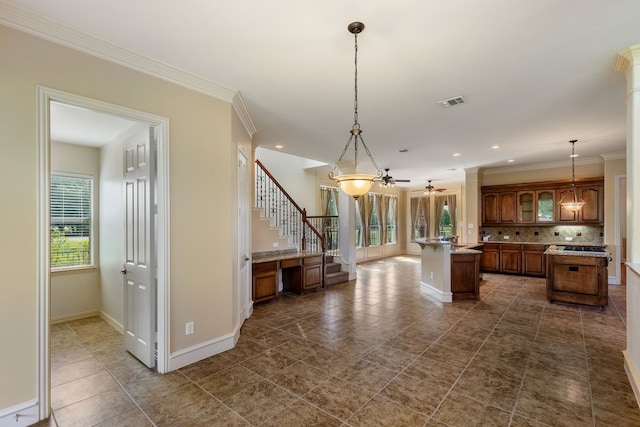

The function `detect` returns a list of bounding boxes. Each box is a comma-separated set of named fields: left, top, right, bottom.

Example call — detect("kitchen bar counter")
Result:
left=544, top=245, right=608, bottom=307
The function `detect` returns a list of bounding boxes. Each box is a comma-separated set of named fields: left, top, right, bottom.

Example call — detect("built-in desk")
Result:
left=251, top=251, right=324, bottom=302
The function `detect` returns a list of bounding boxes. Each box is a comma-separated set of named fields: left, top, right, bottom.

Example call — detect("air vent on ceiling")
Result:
left=438, top=95, right=465, bottom=108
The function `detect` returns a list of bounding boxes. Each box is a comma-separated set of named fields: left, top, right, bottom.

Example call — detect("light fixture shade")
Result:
left=561, top=200, right=586, bottom=212
left=333, top=173, right=376, bottom=198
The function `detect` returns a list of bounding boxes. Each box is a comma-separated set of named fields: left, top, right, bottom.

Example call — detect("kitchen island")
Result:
left=545, top=245, right=609, bottom=307
left=414, top=239, right=482, bottom=302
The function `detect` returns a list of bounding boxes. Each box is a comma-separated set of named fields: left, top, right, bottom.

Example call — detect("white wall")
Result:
left=50, top=142, right=101, bottom=321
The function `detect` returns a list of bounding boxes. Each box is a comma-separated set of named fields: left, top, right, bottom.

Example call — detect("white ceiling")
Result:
left=7, top=0, right=639, bottom=189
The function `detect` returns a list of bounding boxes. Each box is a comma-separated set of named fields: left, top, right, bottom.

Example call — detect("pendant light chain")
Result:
left=353, top=30, right=359, bottom=128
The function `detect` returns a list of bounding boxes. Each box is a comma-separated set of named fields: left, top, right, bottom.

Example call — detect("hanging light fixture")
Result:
left=328, top=22, right=382, bottom=199
left=559, top=140, right=585, bottom=212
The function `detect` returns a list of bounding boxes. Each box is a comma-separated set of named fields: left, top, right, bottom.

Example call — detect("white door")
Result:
left=123, top=127, right=156, bottom=368
left=238, top=150, right=251, bottom=321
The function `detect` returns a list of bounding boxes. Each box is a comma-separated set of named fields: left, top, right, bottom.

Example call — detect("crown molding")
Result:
left=0, top=2, right=255, bottom=125
left=232, top=92, right=257, bottom=138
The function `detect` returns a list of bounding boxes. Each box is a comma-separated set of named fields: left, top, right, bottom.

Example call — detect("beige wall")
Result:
left=481, top=159, right=604, bottom=186
left=0, top=24, right=239, bottom=410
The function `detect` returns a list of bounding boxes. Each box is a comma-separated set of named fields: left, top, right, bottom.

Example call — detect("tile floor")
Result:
left=39, top=255, right=640, bottom=426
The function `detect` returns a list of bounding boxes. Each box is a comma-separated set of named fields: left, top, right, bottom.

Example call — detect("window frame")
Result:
left=50, top=172, right=95, bottom=271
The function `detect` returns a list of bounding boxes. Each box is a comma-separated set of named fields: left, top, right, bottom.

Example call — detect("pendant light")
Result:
left=328, top=22, right=382, bottom=199
left=558, top=140, right=585, bottom=212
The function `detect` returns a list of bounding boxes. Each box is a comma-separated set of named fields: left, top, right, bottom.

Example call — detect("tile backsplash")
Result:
left=480, top=225, right=603, bottom=245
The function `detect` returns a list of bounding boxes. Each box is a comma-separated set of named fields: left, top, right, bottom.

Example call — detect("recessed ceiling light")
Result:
left=452, top=153, right=461, bottom=157
left=491, top=145, right=501, bottom=149
left=507, top=159, right=515, bottom=163
left=274, top=144, right=284, bottom=149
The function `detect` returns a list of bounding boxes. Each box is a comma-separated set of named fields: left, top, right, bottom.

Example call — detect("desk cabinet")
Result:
left=283, top=255, right=324, bottom=295
left=252, top=261, right=279, bottom=303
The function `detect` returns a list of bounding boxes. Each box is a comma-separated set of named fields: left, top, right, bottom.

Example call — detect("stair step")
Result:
left=325, top=263, right=342, bottom=274
left=325, top=271, right=349, bottom=286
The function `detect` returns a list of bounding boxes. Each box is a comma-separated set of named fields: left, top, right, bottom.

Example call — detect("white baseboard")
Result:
left=420, top=281, right=453, bottom=303
left=51, top=309, right=100, bottom=324
left=99, top=310, right=124, bottom=334
left=0, top=399, right=39, bottom=427
left=624, top=349, right=640, bottom=408
left=168, top=326, right=240, bottom=371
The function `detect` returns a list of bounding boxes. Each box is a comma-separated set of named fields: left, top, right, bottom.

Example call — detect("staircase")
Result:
left=325, top=255, right=350, bottom=286
left=254, top=159, right=350, bottom=287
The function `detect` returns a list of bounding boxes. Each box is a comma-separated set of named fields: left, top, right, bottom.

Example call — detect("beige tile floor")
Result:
left=39, top=255, right=640, bottom=426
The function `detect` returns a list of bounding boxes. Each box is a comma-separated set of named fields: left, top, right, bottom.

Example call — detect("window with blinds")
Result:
left=50, top=173, right=93, bottom=269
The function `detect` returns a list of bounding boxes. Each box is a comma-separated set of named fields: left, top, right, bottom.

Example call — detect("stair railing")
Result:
left=255, top=159, right=326, bottom=253
left=306, top=215, right=339, bottom=257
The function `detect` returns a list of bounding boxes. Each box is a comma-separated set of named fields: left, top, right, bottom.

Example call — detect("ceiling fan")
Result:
left=378, top=168, right=410, bottom=188
left=423, top=180, right=446, bottom=195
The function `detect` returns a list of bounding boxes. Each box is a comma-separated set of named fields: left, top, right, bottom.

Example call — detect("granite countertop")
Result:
left=252, top=250, right=324, bottom=264
left=544, top=245, right=609, bottom=258
left=412, top=239, right=482, bottom=254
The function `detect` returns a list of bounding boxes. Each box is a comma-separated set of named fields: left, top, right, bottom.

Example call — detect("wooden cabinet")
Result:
left=480, top=243, right=500, bottom=273
left=481, top=243, right=546, bottom=277
left=518, top=191, right=535, bottom=223
left=546, top=254, right=608, bottom=306
left=451, top=252, right=480, bottom=300
left=522, top=244, right=547, bottom=277
left=482, top=178, right=603, bottom=226
left=483, top=191, right=516, bottom=224
left=557, top=184, right=603, bottom=225
left=500, top=244, right=522, bottom=274
left=536, top=190, right=555, bottom=223
left=252, top=261, right=279, bottom=303
left=282, top=255, right=324, bottom=295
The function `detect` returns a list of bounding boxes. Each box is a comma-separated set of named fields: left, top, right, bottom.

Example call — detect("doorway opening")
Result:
left=37, top=87, right=170, bottom=419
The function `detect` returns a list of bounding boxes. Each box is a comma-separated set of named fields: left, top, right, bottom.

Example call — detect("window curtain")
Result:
left=381, top=195, right=389, bottom=244
left=410, top=197, right=419, bottom=238
left=320, top=187, right=331, bottom=215
left=447, top=195, right=457, bottom=237
left=359, top=194, right=368, bottom=246
left=391, top=196, right=398, bottom=243
left=422, top=196, right=430, bottom=238
left=434, top=195, right=446, bottom=237
left=365, top=193, right=375, bottom=246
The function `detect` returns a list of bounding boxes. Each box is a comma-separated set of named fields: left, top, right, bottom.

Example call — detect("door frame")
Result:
left=36, top=86, right=171, bottom=418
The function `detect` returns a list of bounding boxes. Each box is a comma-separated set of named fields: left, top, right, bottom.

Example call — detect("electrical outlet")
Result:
left=565, top=236, right=573, bottom=241
left=430, top=272, right=434, bottom=279
left=272, top=242, right=279, bottom=248
left=185, top=321, right=194, bottom=335
left=503, top=235, right=510, bottom=240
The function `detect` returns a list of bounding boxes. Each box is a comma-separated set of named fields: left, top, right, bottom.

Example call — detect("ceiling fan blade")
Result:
left=394, top=179, right=411, bottom=182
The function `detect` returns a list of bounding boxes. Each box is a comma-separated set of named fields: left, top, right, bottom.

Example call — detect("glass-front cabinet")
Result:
left=517, top=190, right=554, bottom=223
left=536, top=190, right=555, bottom=223
left=517, top=191, right=535, bottom=223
